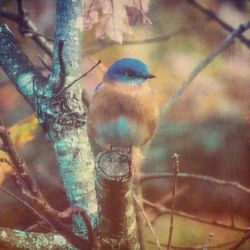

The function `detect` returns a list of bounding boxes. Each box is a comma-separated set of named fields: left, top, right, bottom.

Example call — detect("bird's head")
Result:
left=103, top=58, right=155, bottom=85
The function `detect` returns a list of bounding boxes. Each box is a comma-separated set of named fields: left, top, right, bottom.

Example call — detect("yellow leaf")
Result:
left=9, top=115, right=38, bottom=148
left=0, top=151, right=13, bottom=185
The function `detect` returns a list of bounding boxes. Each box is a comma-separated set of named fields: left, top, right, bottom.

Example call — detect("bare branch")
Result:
left=0, top=157, right=14, bottom=167
left=58, top=207, right=95, bottom=249
left=187, top=0, right=250, bottom=50
left=167, top=154, right=179, bottom=250
left=86, top=18, right=209, bottom=54
left=0, top=6, right=53, bottom=57
left=134, top=195, right=162, bottom=250
left=0, top=116, right=41, bottom=196
left=0, top=227, right=76, bottom=250
left=0, top=185, right=54, bottom=231
left=0, top=116, right=90, bottom=249
left=0, top=24, right=47, bottom=109
left=148, top=239, right=237, bottom=249
left=38, top=56, right=51, bottom=72
left=161, top=20, right=250, bottom=115
left=229, top=232, right=250, bottom=250
left=143, top=198, right=250, bottom=233
left=141, top=172, right=250, bottom=194
left=55, top=59, right=102, bottom=98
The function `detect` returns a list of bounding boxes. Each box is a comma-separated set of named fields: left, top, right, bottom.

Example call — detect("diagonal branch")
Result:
left=0, top=5, right=53, bottom=57
left=161, top=20, right=250, bottom=116
left=143, top=198, right=250, bottom=233
left=0, top=24, right=46, bottom=110
left=187, top=0, right=250, bottom=50
left=0, top=185, right=54, bottom=231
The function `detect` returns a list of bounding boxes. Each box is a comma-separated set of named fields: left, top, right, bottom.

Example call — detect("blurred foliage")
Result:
left=9, top=115, right=38, bottom=148
left=0, top=0, right=250, bottom=249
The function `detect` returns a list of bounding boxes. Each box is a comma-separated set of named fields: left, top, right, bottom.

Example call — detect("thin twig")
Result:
left=58, top=207, right=95, bottom=248
left=86, top=18, right=210, bottom=54
left=25, top=221, right=48, bottom=232
left=162, top=20, right=250, bottom=115
left=148, top=239, right=237, bottom=249
left=0, top=157, right=14, bottom=167
left=0, top=8, right=53, bottom=57
left=187, top=0, right=250, bottom=50
left=134, top=195, right=162, bottom=250
left=143, top=198, right=250, bottom=233
left=141, top=172, right=250, bottom=194
left=0, top=116, right=89, bottom=249
left=167, top=154, right=179, bottom=250
left=54, top=59, right=101, bottom=97
left=229, top=232, right=250, bottom=250
left=38, top=56, right=51, bottom=72
left=16, top=0, right=25, bottom=23
left=0, top=185, right=55, bottom=231
left=0, top=117, right=40, bottom=195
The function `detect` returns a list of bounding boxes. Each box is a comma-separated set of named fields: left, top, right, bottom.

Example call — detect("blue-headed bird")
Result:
left=87, top=58, right=159, bottom=170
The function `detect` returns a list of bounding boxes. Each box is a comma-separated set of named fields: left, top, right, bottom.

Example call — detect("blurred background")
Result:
left=0, top=0, right=250, bottom=249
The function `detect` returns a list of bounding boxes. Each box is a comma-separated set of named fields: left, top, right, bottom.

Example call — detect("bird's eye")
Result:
left=126, top=69, right=136, bottom=77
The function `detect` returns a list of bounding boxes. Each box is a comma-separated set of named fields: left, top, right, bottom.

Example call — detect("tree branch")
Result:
left=96, top=150, right=140, bottom=250
left=0, top=24, right=46, bottom=110
left=143, top=199, right=250, bottom=233
left=161, top=20, right=250, bottom=116
left=229, top=232, right=250, bottom=250
left=0, top=227, right=76, bottom=250
left=0, top=6, right=53, bottom=57
left=0, top=185, right=54, bottom=231
left=141, top=172, right=250, bottom=194
left=187, top=0, right=250, bottom=50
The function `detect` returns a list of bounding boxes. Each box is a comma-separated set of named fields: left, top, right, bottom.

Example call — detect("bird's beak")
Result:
left=144, top=73, right=156, bottom=79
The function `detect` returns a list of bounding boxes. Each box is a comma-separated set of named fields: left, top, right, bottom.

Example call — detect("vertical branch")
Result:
left=96, top=150, right=140, bottom=250
left=36, top=0, right=98, bottom=236
left=166, top=153, right=180, bottom=250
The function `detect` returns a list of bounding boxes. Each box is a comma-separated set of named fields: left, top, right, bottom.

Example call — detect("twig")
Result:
left=54, top=59, right=101, bottom=97
left=0, top=116, right=40, bottom=195
left=167, top=154, right=179, bottom=250
left=143, top=198, right=250, bottom=233
left=0, top=116, right=90, bottom=249
left=141, top=172, right=250, bottom=194
left=0, top=157, right=14, bottom=167
left=148, top=239, right=237, bottom=249
left=25, top=221, right=48, bottom=232
left=0, top=8, right=53, bottom=57
left=86, top=18, right=209, bottom=54
left=56, top=40, right=66, bottom=93
left=0, top=185, right=55, bottom=231
left=229, top=232, right=250, bottom=250
left=134, top=195, right=162, bottom=250
left=187, top=0, right=250, bottom=50
left=38, top=56, right=51, bottom=72
left=16, top=0, right=25, bottom=23
left=162, top=20, right=250, bottom=115
left=58, top=207, right=95, bottom=248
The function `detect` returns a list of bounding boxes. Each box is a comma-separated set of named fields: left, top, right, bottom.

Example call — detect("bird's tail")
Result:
left=131, top=146, right=143, bottom=178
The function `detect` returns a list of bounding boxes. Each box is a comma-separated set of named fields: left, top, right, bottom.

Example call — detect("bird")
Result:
left=87, top=58, right=159, bottom=170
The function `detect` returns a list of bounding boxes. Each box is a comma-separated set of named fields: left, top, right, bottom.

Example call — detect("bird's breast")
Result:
left=87, top=82, right=159, bottom=148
